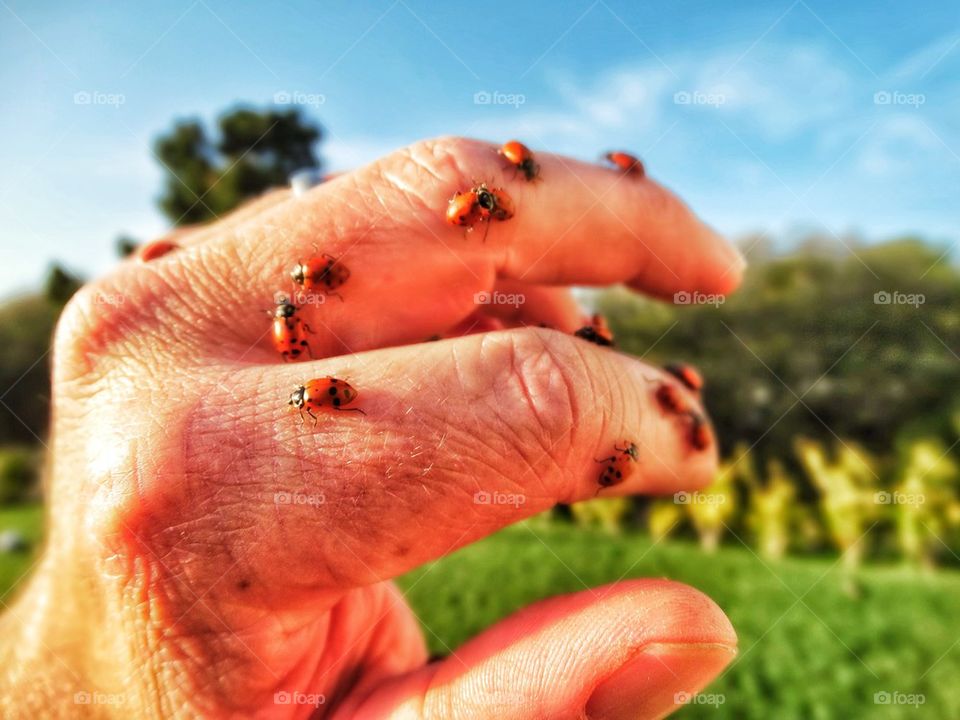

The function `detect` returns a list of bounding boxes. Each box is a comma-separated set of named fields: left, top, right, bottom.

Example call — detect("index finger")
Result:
left=367, top=136, right=745, bottom=297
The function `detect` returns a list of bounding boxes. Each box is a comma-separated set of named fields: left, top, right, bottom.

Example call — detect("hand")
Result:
left=0, top=137, right=745, bottom=719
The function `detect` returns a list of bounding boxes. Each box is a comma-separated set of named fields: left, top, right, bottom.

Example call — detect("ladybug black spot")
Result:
left=333, top=397, right=341, bottom=407
left=328, top=387, right=337, bottom=396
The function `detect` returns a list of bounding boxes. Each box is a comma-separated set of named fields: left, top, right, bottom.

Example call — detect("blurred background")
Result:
left=0, top=1, right=958, bottom=717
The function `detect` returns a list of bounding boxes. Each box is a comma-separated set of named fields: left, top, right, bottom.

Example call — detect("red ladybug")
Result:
left=664, top=363, right=703, bottom=393
left=655, top=383, right=688, bottom=415
left=446, top=183, right=514, bottom=241
left=574, top=314, right=615, bottom=347
left=289, top=377, right=366, bottom=423
left=595, top=441, right=640, bottom=493
left=271, top=297, right=313, bottom=361
left=688, top=412, right=713, bottom=451
left=446, top=188, right=483, bottom=227
left=603, top=151, right=645, bottom=177
left=291, top=253, right=350, bottom=301
left=498, top=140, right=540, bottom=181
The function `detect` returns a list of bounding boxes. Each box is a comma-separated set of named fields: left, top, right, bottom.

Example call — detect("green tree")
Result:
left=155, top=107, right=322, bottom=226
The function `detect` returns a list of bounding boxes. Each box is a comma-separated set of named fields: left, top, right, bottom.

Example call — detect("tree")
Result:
left=154, top=107, right=322, bottom=226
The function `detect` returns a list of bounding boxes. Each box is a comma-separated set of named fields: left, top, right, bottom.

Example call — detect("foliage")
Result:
left=400, top=522, right=960, bottom=719
left=0, top=447, right=41, bottom=504
left=598, top=238, right=960, bottom=468
left=154, top=107, right=322, bottom=225
left=0, top=292, right=62, bottom=446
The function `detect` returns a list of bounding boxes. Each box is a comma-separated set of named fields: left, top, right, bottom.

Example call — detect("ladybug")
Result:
left=476, top=183, right=514, bottom=221
left=446, top=188, right=483, bottom=227
left=446, top=183, right=514, bottom=241
left=655, top=383, right=688, bottom=415
left=595, top=441, right=640, bottom=493
left=498, top=140, right=540, bottom=181
left=289, top=377, right=366, bottom=423
left=603, top=151, right=645, bottom=177
left=664, top=363, right=703, bottom=393
left=574, top=314, right=614, bottom=347
left=291, top=253, right=350, bottom=301
left=271, top=297, right=313, bottom=361
left=687, top=412, right=713, bottom=451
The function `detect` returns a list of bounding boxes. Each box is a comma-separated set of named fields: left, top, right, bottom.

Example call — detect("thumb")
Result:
left=338, top=579, right=736, bottom=719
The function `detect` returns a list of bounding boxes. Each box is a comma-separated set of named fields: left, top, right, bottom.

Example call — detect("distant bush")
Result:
left=0, top=446, right=41, bottom=504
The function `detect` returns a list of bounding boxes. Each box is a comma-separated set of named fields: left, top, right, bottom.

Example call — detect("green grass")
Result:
left=0, top=504, right=43, bottom=603
left=1, top=506, right=956, bottom=718
left=399, top=522, right=960, bottom=719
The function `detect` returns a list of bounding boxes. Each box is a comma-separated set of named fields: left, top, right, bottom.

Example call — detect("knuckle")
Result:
left=486, top=328, right=596, bottom=459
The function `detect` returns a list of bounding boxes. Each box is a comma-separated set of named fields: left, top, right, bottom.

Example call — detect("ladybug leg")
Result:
left=336, top=407, right=367, bottom=416
left=304, top=341, right=314, bottom=360
left=325, top=290, right=345, bottom=303
left=594, top=455, right=616, bottom=464
left=298, top=408, right=306, bottom=424
left=481, top=218, right=491, bottom=243
left=307, top=408, right=319, bottom=426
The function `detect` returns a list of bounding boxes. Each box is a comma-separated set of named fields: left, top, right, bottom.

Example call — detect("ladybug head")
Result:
left=624, top=442, right=640, bottom=460
left=291, top=263, right=306, bottom=285
left=288, top=385, right=306, bottom=408
left=475, top=184, right=496, bottom=211
left=275, top=298, right=297, bottom=318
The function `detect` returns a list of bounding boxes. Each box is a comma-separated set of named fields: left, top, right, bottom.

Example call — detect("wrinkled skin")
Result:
left=0, top=137, right=745, bottom=719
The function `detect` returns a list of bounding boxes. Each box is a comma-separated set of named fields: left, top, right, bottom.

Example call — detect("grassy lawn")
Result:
left=0, top=504, right=43, bottom=604
left=1, top=505, right=956, bottom=718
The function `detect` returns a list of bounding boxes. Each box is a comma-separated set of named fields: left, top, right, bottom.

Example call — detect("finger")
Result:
left=165, top=136, right=742, bottom=356
left=336, top=580, right=736, bottom=720
left=210, top=328, right=714, bottom=589
left=479, top=282, right=584, bottom=333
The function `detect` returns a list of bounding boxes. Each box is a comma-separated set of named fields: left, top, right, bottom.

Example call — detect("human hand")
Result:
left=0, top=137, right=744, bottom=719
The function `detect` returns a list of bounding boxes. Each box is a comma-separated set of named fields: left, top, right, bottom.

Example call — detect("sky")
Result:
left=0, top=0, right=957, bottom=297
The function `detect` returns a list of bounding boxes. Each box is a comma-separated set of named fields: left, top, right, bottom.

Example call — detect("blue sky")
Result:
left=0, top=0, right=957, bottom=296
